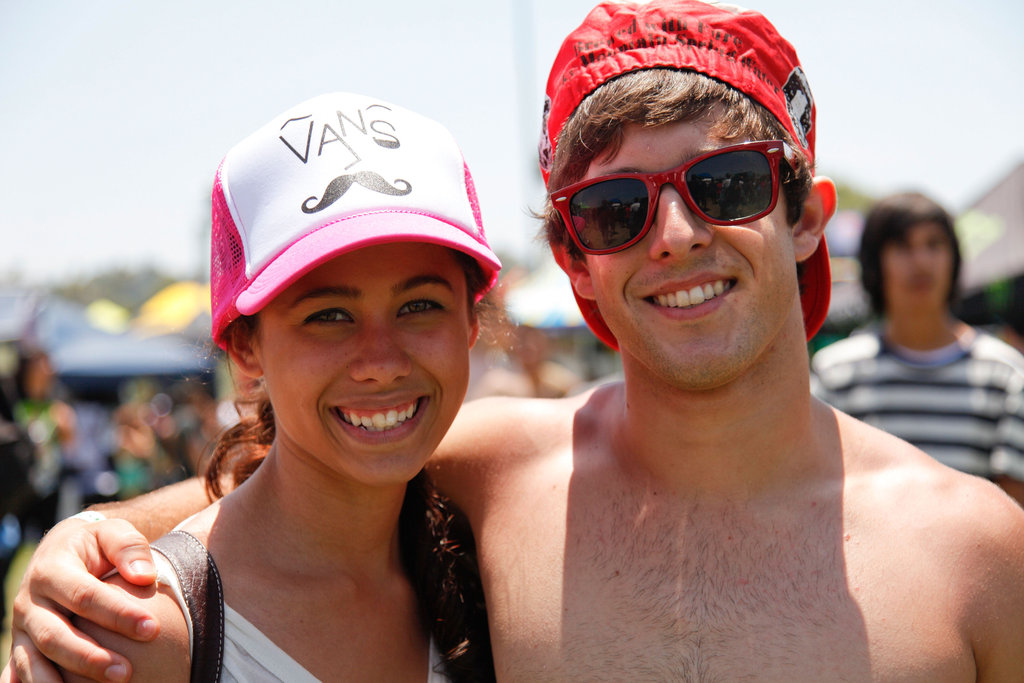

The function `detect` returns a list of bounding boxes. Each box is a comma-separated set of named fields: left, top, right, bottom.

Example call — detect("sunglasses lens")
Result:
left=569, top=178, right=650, bottom=251
left=685, top=150, right=774, bottom=222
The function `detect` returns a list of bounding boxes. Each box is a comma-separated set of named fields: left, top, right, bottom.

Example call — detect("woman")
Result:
left=13, top=345, right=77, bottom=536
left=66, top=91, right=501, bottom=682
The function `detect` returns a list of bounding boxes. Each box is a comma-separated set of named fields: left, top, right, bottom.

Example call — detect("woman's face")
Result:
left=230, top=242, right=479, bottom=488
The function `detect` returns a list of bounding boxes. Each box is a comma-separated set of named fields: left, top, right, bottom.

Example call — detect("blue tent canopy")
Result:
left=2, top=290, right=216, bottom=398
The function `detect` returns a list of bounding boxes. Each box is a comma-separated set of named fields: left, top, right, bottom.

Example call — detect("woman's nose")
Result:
left=347, top=328, right=413, bottom=384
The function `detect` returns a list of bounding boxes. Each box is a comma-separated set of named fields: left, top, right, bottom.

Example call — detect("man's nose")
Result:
left=644, top=182, right=713, bottom=260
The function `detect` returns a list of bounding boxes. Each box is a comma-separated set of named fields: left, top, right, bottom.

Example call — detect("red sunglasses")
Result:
left=550, top=140, right=797, bottom=255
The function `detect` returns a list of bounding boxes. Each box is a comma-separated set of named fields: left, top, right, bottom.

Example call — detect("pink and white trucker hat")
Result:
left=209, top=92, right=501, bottom=348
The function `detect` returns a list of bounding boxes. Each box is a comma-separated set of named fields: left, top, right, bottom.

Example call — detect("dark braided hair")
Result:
left=400, top=470, right=493, bottom=680
left=857, top=192, right=961, bottom=318
left=204, top=394, right=492, bottom=680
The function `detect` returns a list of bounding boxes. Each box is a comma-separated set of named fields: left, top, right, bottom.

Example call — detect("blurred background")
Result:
left=2, top=0, right=1022, bottom=657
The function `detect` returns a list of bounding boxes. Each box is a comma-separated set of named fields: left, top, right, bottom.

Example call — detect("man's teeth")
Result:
left=655, top=280, right=728, bottom=308
left=341, top=401, right=418, bottom=432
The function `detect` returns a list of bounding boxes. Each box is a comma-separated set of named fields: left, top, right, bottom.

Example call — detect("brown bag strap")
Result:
left=151, top=530, right=225, bottom=682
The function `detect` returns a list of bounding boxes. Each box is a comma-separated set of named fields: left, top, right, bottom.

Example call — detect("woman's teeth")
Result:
left=340, top=401, right=418, bottom=432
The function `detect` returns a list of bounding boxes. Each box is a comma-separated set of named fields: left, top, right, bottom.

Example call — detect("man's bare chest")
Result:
left=479, top=486, right=970, bottom=681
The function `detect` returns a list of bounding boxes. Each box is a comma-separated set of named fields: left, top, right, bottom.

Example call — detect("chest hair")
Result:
left=549, top=493, right=867, bottom=681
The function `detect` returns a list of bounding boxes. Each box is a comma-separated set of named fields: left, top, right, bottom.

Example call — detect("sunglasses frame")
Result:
left=551, top=139, right=797, bottom=255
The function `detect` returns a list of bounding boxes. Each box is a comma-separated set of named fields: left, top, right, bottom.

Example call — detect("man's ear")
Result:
left=551, top=243, right=596, bottom=301
left=793, top=176, right=837, bottom=262
left=225, top=327, right=264, bottom=379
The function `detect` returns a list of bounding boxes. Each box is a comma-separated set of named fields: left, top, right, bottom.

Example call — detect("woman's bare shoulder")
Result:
left=63, top=572, right=191, bottom=683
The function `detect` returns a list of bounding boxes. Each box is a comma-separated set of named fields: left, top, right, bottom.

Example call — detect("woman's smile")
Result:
left=334, top=398, right=422, bottom=432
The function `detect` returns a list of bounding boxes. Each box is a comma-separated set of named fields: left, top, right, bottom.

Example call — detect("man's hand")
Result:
left=7, top=518, right=160, bottom=683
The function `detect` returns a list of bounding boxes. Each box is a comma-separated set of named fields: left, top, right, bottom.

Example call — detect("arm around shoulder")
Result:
left=91, top=476, right=212, bottom=541
left=429, top=393, right=583, bottom=513
left=6, top=479, right=211, bottom=682
left=63, top=574, right=191, bottom=683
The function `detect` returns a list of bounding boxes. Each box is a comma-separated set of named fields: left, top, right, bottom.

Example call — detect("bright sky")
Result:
left=2, top=0, right=1022, bottom=286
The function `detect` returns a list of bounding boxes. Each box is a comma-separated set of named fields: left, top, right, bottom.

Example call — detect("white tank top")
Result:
left=153, top=551, right=448, bottom=682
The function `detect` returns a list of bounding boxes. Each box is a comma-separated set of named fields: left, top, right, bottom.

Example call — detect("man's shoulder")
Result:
left=837, top=409, right=1024, bottom=539
left=835, top=410, right=1024, bottom=672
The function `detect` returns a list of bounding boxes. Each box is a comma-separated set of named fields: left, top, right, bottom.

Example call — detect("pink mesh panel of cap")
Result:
left=210, top=167, right=247, bottom=348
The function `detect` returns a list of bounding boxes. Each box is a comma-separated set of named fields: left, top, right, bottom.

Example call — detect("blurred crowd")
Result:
left=0, top=344, right=227, bottom=637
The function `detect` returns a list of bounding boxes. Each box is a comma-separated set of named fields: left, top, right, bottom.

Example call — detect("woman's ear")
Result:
left=793, top=176, right=837, bottom=263
left=468, top=315, right=480, bottom=350
left=551, top=243, right=596, bottom=301
left=224, top=326, right=264, bottom=379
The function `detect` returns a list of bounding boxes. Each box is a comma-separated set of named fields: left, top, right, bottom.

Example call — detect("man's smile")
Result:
left=651, top=279, right=734, bottom=309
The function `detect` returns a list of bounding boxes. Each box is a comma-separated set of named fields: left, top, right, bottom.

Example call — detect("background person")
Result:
left=12, top=345, right=77, bottom=539
left=812, top=192, right=1024, bottom=505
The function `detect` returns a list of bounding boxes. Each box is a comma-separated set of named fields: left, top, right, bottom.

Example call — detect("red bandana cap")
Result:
left=540, top=0, right=832, bottom=348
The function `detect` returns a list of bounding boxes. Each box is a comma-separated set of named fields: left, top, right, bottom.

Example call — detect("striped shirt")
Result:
left=810, top=328, right=1024, bottom=481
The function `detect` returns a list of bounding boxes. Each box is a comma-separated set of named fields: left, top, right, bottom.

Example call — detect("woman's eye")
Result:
left=400, top=299, right=441, bottom=315
left=305, top=308, right=351, bottom=324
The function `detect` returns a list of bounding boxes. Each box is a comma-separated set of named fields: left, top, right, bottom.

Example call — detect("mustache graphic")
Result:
left=302, top=171, right=412, bottom=214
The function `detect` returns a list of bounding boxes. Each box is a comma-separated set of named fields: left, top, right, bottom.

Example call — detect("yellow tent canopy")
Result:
left=133, top=281, right=211, bottom=337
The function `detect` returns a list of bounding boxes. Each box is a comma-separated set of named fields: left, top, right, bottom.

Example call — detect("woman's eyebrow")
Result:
left=291, top=285, right=361, bottom=305
left=290, top=274, right=454, bottom=305
left=395, top=274, right=454, bottom=295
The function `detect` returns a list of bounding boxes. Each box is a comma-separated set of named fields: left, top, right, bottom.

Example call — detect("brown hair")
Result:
left=204, top=254, right=495, bottom=680
left=542, top=69, right=813, bottom=259
left=857, top=192, right=961, bottom=317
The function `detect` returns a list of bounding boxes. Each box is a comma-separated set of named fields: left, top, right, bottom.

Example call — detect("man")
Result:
left=813, top=192, right=1024, bottom=506
left=7, top=2, right=1024, bottom=681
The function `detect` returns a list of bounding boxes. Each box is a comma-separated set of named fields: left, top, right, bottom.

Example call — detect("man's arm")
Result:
left=965, top=485, right=1024, bottom=679
left=7, top=477, right=211, bottom=683
left=89, top=475, right=212, bottom=540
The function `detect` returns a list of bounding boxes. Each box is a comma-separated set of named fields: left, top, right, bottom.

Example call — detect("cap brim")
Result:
left=235, top=211, right=501, bottom=315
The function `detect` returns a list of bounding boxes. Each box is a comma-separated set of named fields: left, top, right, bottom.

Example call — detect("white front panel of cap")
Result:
left=221, top=93, right=478, bottom=279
